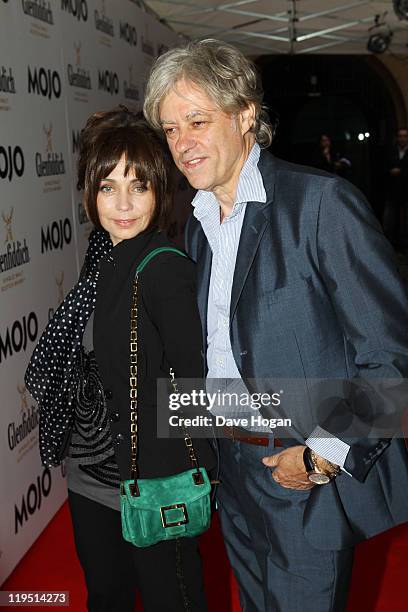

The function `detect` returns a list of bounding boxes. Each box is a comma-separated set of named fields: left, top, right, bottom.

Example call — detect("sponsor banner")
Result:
left=0, top=0, right=179, bottom=586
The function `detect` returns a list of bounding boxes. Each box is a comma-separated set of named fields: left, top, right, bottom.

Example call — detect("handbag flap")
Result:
left=122, top=468, right=210, bottom=509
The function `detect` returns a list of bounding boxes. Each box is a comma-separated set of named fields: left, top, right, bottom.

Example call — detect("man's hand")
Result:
left=262, top=446, right=315, bottom=491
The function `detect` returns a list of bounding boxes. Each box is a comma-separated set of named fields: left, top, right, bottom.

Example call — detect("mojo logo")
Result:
left=28, top=66, right=61, bottom=99
left=22, top=0, right=54, bottom=25
left=119, top=21, right=137, bottom=47
left=15, top=468, right=52, bottom=534
left=98, top=69, right=119, bottom=95
left=94, top=0, right=114, bottom=37
left=72, top=129, right=81, bottom=155
left=0, top=208, right=31, bottom=274
left=61, top=0, right=88, bottom=22
left=0, top=312, right=38, bottom=364
left=8, top=402, right=40, bottom=452
left=0, top=66, right=16, bottom=94
left=67, top=42, right=92, bottom=90
left=0, top=146, right=25, bottom=182
left=35, top=124, right=66, bottom=177
left=41, top=218, right=72, bottom=253
left=124, top=65, right=139, bottom=102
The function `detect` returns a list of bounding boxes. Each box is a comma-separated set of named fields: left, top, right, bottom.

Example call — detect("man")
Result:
left=144, top=40, right=408, bottom=611
left=384, top=127, right=408, bottom=250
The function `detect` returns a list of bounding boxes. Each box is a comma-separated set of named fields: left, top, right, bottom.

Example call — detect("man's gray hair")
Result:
left=143, top=39, right=273, bottom=148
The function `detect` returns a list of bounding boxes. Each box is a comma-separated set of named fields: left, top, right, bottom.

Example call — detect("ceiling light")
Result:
left=367, top=31, right=392, bottom=53
left=367, top=13, right=393, bottom=54
left=393, top=0, right=408, bottom=21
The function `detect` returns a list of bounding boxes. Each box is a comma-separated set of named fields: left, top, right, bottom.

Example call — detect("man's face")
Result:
left=397, top=129, right=408, bottom=149
left=159, top=79, right=254, bottom=200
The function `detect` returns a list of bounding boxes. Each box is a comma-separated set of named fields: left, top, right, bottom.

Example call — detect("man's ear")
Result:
left=239, top=102, right=256, bottom=136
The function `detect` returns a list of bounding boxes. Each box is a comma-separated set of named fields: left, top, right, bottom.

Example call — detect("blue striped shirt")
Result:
left=192, top=143, right=350, bottom=467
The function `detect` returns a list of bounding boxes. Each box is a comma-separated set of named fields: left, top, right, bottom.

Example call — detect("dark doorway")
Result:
left=257, top=55, right=401, bottom=217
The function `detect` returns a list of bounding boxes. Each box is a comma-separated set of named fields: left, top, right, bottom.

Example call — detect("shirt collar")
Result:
left=192, top=142, right=266, bottom=222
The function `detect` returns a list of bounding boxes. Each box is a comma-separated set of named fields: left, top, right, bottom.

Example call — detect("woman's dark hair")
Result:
left=77, top=107, right=173, bottom=232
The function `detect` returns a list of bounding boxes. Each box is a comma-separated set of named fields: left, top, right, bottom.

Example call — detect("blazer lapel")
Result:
left=230, top=150, right=276, bottom=321
left=230, top=204, right=269, bottom=321
left=196, top=235, right=212, bottom=342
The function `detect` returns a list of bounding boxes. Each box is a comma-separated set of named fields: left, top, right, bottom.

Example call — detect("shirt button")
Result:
left=110, top=412, right=120, bottom=423
left=105, top=389, right=113, bottom=400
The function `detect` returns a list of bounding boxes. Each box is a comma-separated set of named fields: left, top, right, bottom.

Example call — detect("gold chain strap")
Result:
left=129, top=274, right=204, bottom=497
left=129, top=276, right=139, bottom=496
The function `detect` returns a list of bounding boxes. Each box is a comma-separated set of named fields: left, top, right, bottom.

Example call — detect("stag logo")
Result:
left=2, top=207, right=13, bottom=243
left=43, top=123, right=53, bottom=153
left=17, top=383, right=28, bottom=412
left=56, top=271, right=64, bottom=303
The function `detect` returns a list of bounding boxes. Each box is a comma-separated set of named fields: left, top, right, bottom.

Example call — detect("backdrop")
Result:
left=0, top=0, right=178, bottom=584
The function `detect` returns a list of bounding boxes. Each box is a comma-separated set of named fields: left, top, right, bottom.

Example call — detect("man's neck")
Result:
left=214, top=136, right=256, bottom=221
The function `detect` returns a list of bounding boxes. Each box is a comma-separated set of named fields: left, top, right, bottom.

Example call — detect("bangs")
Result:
left=92, top=128, right=161, bottom=189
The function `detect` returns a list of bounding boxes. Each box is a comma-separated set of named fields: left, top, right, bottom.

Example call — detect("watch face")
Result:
left=308, top=472, right=331, bottom=485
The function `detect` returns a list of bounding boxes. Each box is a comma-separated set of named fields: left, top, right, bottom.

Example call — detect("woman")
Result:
left=26, top=108, right=214, bottom=611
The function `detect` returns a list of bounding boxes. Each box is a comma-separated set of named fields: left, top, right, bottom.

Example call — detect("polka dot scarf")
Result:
left=25, top=230, right=112, bottom=467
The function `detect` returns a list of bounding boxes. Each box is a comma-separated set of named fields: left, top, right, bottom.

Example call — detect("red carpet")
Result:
left=3, top=502, right=408, bottom=611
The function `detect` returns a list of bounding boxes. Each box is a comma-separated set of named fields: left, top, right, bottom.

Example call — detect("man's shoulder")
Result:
left=259, top=149, right=336, bottom=185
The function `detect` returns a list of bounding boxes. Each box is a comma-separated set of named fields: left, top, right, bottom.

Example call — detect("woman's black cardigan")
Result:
left=93, top=229, right=215, bottom=480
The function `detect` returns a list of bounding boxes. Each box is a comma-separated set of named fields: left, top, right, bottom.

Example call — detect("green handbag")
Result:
left=120, top=247, right=211, bottom=548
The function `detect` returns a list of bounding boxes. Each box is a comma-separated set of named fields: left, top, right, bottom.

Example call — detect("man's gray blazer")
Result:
left=185, top=149, right=408, bottom=551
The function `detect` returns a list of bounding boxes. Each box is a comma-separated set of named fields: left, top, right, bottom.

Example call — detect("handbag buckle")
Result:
left=160, top=503, right=189, bottom=528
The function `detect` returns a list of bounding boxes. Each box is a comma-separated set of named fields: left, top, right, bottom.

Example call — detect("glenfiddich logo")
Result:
left=61, top=0, right=88, bottom=22
left=0, top=312, right=38, bottom=364
left=41, top=217, right=72, bottom=253
left=21, top=0, right=54, bottom=25
left=119, top=20, right=137, bottom=47
left=0, top=66, right=16, bottom=94
left=67, top=42, right=92, bottom=90
left=8, top=385, right=39, bottom=453
left=28, top=66, right=61, bottom=99
left=35, top=124, right=66, bottom=178
left=124, top=65, right=139, bottom=102
left=94, top=0, right=114, bottom=37
left=98, top=69, right=119, bottom=95
left=0, top=208, right=31, bottom=275
left=0, top=146, right=25, bottom=181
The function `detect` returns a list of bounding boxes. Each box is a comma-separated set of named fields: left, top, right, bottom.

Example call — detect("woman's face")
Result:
left=96, top=155, right=155, bottom=246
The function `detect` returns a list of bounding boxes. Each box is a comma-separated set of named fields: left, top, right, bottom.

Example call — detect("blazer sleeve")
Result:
left=316, top=176, right=408, bottom=481
left=143, top=252, right=204, bottom=380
